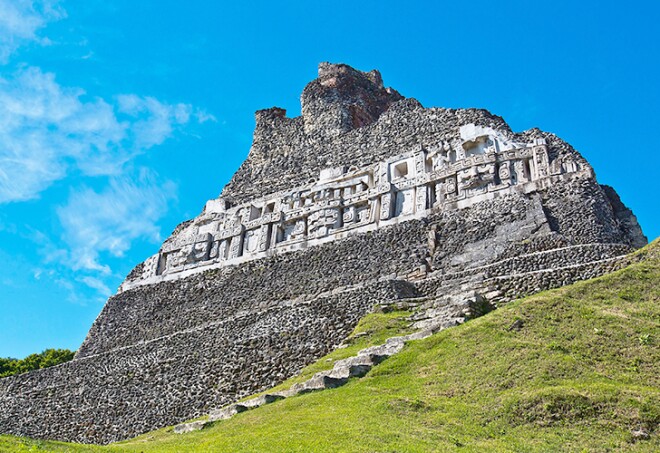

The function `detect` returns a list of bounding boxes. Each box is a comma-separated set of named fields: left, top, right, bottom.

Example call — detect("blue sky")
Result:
left=0, top=0, right=658, bottom=358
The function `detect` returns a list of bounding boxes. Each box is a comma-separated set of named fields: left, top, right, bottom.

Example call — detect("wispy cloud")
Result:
left=0, top=0, right=65, bottom=62
left=0, top=66, right=201, bottom=203
left=118, top=94, right=192, bottom=149
left=56, top=168, right=176, bottom=274
left=0, top=2, right=212, bottom=305
left=78, top=276, right=111, bottom=297
left=0, top=67, right=124, bottom=202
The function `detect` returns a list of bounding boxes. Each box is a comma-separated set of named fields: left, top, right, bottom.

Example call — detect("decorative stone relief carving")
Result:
left=444, top=175, right=458, bottom=198
left=257, top=225, right=271, bottom=252
left=229, top=231, right=244, bottom=259
left=414, top=152, right=425, bottom=177
left=532, top=146, right=550, bottom=179
left=380, top=192, right=393, bottom=220
left=308, top=208, right=341, bottom=238
left=188, top=234, right=212, bottom=263
left=356, top=203, right=372, bottom=223
left=458, top=163, right=496, bottom=196
left=208, top=239, right=220, bottom=260
left=498, top=161, right=512, bottom=185
left=142, top=255, right=159, bottom=278
left=129, top=125, right=583, bottom=284
left=416, top=186, right=428, bottom=212
left=243, top=229, right=259, bottom=254
left=162, top=248, right=187, bottom=274
left=342, top=206, right=355, bottom=224
left=513, top=160, right=529, bottom=184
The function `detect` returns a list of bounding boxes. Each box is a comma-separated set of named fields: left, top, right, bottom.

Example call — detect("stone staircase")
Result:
left=173, top=327, right=438, bottom=434
left=172, top=275, right=493, bottom=435
left=168, top=243, right=641, bottom=436
left=409, top=272, right=498, bottom=330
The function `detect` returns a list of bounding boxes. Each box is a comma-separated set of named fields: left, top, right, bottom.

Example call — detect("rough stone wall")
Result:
left=77, top=220, right=428, bottom=358
left=0, top=279, right=414, bottom=444
left=0, top=62, right=647, bottom=445
left=224, top=100, right=513, bottom=205
left=601, top=184, right=647, bottom=248
left=427, top=192, right=551, bottom=272
left=541, top=177, right=624, bottom=244
left=490, top=252, right=638, bottom=300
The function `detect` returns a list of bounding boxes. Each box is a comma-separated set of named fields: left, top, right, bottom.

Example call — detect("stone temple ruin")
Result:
left=125, top=122, right=576, bottom=289
left=0, top=63, right=647, bottom=444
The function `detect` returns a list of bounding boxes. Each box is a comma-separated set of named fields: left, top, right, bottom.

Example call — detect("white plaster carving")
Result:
left=123, top=125, right=587, bottom=289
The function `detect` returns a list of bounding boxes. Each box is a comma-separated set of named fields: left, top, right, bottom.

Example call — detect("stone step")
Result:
left=240, top=393, right=284, bottom=409
left=411, top=317, right=463, bottom=332
left=176, top=324, right=443, bottom=435
left=328, top=356, right=373, bottom=379
left=332, top=354, right=375, bottom=369
left=408, top=300, right=470, bottom=320
left=290, top=374, right=348, bottom=394
left=397, top=295, right=434, bottom=304
left=271, top=388, right=298, bottom=398
left=398, top=329, right=434, bottom=342
left=358, top=340, right=405, bottom=363
left=208, top=403, right=249, bottom=422
left=173, top=420, right=208, bottom=434
left=175, top=394, right=286, bottom=433
left=377, top=296, right=431, bottom=313
left=482, top=289, right=504, bottom=301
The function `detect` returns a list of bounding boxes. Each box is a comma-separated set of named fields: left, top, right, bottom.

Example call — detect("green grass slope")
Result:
left=2, top=240, right=659, bottom=452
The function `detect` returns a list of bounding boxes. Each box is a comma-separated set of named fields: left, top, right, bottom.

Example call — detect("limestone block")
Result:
left=290, top=374, right=348, bottom=394
left=240, top=394, right=284, bottom=409
left=173, top=420, right=208, bottom=434
left=329, top=355, right=374, bottom=379
left=208, top=404, right=248, bottom=422
left=358, top=341, right=405, bottom=364
left=319, top=166, right=345, bottom=181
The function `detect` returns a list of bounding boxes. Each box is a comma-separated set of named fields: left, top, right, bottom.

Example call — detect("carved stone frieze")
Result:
left=124, top=127, right=585, bottom=286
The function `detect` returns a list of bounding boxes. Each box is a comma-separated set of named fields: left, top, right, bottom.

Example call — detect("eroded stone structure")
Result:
left=124, top=123, right=579, bottom=290
left=0, top=63, right=646, bottom=444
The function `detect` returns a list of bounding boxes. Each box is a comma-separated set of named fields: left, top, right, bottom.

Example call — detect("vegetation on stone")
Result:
left=1, top=240, right=657, bottom=452
left=0, top=349, right=74, bottom=378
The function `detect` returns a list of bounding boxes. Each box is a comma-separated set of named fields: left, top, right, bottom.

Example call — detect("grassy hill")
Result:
left=2, top=240, right=658, bottom=452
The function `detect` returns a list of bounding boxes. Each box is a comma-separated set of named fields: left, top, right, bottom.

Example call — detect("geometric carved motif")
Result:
left=126, top=131, right=583, bottom=284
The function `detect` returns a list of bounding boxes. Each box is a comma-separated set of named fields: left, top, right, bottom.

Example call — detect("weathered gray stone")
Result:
left=358, top=341, right=406, bottom=364
left=400, top=330, right=434, bottom=342
left=329, top=362, right=372, bottom=380
left=291, top=374, right=348, bottom=394
left=240, top=394, right=284, bottom=409
left=0, top=62, right=646, bottom=445
left=208, top=404, right=248, bottom=422
left=173, top=420, right=208, bottom=434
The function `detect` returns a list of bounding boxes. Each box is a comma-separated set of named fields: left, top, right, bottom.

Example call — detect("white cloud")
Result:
left=56, top=168, right=176, bottom=273
left=0, top=66, right=199, bottom=203
left=0, top=0, right=65, bottom=62
left=0, top=1, right=212, bottom=304
left=79, top=276, right=111, bottom=297
left=194, top=110, right=217, bottom=124
left=117, top=94, right=193, bottom=149
left=0, top=67, right=125, bottom=202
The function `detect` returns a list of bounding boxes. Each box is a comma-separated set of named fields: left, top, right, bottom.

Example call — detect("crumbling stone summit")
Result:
left=0, top=63, right=646, bottom=444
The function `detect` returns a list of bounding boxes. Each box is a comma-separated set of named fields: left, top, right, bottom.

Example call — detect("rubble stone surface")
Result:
left=0, top=63, right=646, bottom=444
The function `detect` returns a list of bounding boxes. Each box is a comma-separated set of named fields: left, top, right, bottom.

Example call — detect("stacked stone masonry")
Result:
left=0, top=63, right=647, bottom=444
left=0, top=280, right=414, bottom=444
